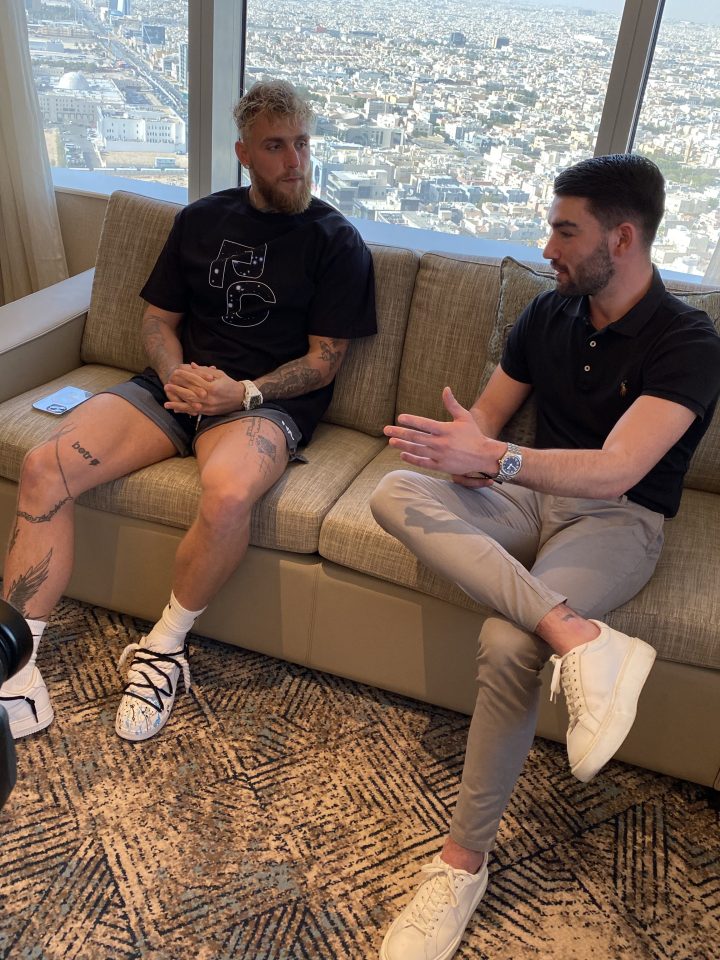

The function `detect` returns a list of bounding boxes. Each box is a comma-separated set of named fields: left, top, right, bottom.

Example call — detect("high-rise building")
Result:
left=178, top=41, right=188, bottom=87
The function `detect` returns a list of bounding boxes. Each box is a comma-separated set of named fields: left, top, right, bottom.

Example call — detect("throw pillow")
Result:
left=478, top=256, right=554, bottom=447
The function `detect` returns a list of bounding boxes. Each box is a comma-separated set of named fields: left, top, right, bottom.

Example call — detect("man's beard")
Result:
left=555, top=239, right=615, bottom=297
left=249, top=166, right=312, bottom=215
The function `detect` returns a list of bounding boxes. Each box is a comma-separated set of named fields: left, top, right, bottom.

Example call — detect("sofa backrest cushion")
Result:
left=323, top=243, right=418, bottom=436
left=82, top=191, right=182, bottom=371
left=397, top=252, right=501, bottom=419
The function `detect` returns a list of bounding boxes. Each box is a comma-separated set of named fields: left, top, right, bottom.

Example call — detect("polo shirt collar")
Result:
left=562, top=266, right=666, bottom=336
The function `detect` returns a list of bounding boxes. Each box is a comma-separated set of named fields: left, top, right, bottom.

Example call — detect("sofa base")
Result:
left=1, top=479, right=718, bottom=789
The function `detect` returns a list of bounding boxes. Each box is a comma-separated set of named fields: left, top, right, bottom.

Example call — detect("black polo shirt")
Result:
left=501, top=267, right=720, bottom=518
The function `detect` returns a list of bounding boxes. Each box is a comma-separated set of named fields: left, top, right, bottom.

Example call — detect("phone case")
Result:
left=32, top=386, right=93, bottom=415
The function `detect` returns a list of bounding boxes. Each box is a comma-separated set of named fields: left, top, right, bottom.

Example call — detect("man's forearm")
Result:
left=142, top=313, right=184, bottom=384
left=256, top=358, right=323, bottom=400
left=256, top=338, right=345, bottom=400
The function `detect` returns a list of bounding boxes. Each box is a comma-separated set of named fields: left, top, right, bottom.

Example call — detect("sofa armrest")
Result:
left=0, top=269, right=93, bottom=403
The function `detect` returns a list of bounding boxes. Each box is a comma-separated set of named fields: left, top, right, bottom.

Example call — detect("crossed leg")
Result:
left=372, top=470, right=664, bottom=960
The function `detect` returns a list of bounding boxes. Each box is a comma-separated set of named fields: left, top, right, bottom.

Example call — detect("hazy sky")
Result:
left=527, top=0, right=720, bottom=27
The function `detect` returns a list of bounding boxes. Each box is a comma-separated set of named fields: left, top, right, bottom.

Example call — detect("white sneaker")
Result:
left=549, top=620, right=656, bottom=783
left=115, top=641, right=191, bottom=742
left=0, top=666, right=54, bottom=738
left=380, top=855, right=489, bottom=960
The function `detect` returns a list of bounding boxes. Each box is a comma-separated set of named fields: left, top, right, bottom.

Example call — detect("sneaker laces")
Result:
left=549, top=652, right=582, bottom=731
left=0, top=694, right=38, bottom=722
left=118, top=642, right=191, bottom=714
left=405, top=861, right=461, bottom=936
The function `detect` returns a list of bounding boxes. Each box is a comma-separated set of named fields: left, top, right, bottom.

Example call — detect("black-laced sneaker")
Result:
left=0, top=666, right=54, bottom=739
left=115, top=640, right=191, bottom=742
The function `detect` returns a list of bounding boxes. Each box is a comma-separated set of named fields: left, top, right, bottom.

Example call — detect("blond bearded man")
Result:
left=1, top=81, right=376, bottom=743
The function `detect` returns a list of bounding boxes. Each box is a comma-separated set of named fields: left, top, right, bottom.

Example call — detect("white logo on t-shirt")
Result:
left=209, top=239, right=276, bottom=327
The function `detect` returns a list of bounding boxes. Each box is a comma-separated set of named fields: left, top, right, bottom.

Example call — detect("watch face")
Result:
left=501, top=454, right=522, bottom=477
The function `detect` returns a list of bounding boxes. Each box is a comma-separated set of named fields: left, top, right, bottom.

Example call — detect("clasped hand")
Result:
left=384, top=386, right=500, bottom=487
left=163, top=363, right=244, bottom=416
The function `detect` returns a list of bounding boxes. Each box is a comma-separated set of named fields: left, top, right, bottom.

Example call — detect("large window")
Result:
left=245, top=0, right=625, bottom=248
left=633, top=0, right=720, bottom=277
left=26, top=0, right=720, bottom=279
left=27, top=0, right=188, bottom=191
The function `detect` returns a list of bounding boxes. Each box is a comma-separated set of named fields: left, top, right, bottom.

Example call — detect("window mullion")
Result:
left=595, top=0, right=665, bottom=156
left=188, top=0, right=244, bottom=201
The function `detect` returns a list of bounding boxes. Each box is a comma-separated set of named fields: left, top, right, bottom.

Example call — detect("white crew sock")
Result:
left=1, top=618, right=47, bottom=693
left=144, top=592, right=206, bottom=653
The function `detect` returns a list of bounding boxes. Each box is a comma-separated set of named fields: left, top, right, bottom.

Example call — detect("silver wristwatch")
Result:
left=241, top=380, right=263, bottom=411
left=497, top=442, right=523, bottom=482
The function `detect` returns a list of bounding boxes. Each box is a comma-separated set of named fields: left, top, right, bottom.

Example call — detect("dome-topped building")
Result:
left=57, top=71, right=91, bottom=92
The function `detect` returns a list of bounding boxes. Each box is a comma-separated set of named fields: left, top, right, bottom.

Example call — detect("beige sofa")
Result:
left=1, top=191, right=718, bottom=788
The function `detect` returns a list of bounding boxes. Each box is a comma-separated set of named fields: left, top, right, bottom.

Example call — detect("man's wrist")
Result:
left=497, top=442, right=524, bottom=482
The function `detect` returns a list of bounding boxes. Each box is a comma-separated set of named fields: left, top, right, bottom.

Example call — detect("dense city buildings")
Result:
left=25, top=0, right=720, bottom=276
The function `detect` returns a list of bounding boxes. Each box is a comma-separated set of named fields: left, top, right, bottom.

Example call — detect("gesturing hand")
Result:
left=164, top=363, right=244, bottom=415
left=384, top=387, right=501, bottom=483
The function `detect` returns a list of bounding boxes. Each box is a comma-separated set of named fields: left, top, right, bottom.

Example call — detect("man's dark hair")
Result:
left=553, top=154, right=665, bottom=249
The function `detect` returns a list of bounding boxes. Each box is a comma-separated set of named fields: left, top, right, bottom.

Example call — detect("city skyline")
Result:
left=25, top=0, right=720, bottom=277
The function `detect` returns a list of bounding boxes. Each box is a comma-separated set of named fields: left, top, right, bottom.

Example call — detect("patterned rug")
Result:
left=1, top=597, right=718, bottom=960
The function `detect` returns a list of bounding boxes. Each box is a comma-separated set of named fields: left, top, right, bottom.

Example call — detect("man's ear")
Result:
left=612, top=221, right=637, bottom=257
left=235, top=140, right=247, bottom=167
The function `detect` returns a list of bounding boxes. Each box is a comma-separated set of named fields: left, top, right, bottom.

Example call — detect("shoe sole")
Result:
left=571, top=638, right=656, bottom=783
left=9, top=699, right=54, bottom=739
left=379, top=867, right=489, bottom=960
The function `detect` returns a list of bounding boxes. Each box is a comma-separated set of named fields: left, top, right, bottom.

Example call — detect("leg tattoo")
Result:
left=17, top=426, right=76, bottom=524
left=6, top=549, right=53, bottom=616
left=7, top=523, right=19, bottom=554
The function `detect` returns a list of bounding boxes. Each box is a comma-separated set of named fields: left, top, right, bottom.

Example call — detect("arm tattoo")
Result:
left=6, top=549, right=53, bottom=616
left=318, top=339, right=344, bottom=373
left=142, top=313, right=181, bottom=381
left=259, top=361, right=323, bottom=400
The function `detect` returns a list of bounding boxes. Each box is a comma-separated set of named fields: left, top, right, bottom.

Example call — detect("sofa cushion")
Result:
left=0, top=369, right=383, bottom=553
left=323, top=244, right=418, bottom=437
left=606, top=488, right=720, bottom=671
left=396, top=252, right=501, bottom=420
left=319, top=444, right=490, bottom=616
left=82, top=192, right=181, bottom=372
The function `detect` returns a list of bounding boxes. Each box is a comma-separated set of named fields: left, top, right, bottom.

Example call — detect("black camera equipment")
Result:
left=0, top=599, right=32, bottom=810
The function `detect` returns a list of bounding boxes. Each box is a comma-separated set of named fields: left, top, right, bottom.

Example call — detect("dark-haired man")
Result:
left=371, top=154, right=720, bottom=960
left=0, top=80, right=376, bottom=743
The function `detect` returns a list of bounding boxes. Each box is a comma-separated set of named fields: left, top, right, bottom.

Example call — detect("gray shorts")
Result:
left=101, top=377, right=304, bottom=459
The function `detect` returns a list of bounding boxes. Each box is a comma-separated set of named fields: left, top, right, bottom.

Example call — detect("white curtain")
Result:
left=0, top=0, right=68, bottom=305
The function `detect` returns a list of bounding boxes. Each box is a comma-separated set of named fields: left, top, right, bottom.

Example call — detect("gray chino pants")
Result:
left=370, top=470, right=665, bottom=851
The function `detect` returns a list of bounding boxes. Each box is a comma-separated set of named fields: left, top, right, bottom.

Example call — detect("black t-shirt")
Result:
left=501, top=268, right=720, bottom=518
left=140, top=187, right=377, bottom=443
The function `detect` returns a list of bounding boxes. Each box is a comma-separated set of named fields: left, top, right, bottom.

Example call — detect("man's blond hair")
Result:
left=233, top=81, right=314, bottom=141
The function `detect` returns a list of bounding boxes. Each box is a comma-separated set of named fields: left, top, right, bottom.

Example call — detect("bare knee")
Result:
left=20, top=442, right=73, bottom=503
left=197, top=480, right=254, bottom=533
